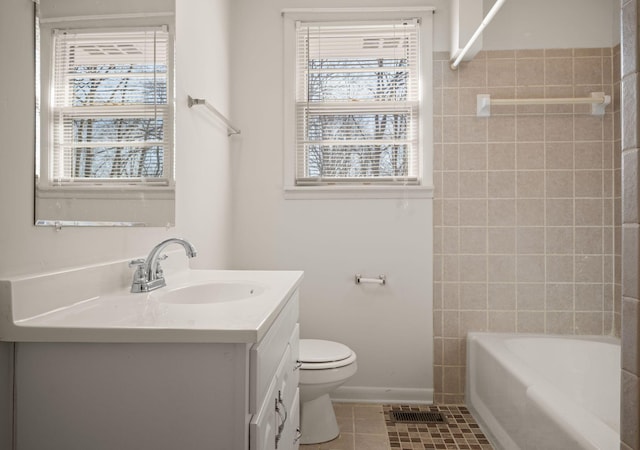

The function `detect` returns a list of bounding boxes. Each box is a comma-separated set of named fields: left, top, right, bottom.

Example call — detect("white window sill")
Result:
left=283, top=185, right=434, bottom=200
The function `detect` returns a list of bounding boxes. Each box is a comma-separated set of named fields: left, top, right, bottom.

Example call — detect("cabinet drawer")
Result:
left=250, top=292, right=298, bottom=412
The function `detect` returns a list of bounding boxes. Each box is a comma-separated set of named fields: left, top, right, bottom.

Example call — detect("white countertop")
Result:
left=0, top=267, right=303, bottom=343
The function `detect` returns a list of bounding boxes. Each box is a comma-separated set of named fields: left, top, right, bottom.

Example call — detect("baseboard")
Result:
left=330, top=386, right=433, bottom=404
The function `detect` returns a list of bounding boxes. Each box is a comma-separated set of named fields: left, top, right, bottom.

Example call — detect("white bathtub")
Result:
left=466, top=332, right=620, bottom=450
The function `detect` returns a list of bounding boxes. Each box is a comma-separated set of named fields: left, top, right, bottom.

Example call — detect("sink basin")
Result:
left=153, top=281, right=265, bottom=304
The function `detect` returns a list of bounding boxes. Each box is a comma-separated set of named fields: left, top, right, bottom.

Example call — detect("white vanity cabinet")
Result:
left=13, top=291, right=301, bottom=450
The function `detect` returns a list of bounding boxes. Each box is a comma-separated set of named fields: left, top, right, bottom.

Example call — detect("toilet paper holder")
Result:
left=355, top=274, right=386, bottom=285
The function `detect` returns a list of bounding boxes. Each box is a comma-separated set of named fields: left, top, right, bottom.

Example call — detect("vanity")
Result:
left=0, top=254, right=303, bottom=450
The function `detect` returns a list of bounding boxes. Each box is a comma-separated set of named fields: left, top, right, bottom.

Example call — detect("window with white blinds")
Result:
left=295, top=20, right=420, bottom=185
left=50, top=27, right=172, bottom=185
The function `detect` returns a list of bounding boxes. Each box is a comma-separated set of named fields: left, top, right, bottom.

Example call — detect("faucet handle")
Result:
left=129, top=258, right=146, bottom=268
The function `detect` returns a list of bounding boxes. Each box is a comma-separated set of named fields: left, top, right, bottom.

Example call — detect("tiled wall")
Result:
left=432, top=48, right=620, bottom=404
left=621, top=0, right=640, bottom=448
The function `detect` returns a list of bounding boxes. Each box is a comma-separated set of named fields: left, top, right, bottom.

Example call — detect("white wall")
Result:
left=0, top=0, right=232, bottom=446
left=481, top=0, right=619, bottom=50
left=229, top=0, right=434, bottom=401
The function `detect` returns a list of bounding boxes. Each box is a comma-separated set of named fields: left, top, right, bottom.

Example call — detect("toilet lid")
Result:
left=299, top=339, right=353, bottom=363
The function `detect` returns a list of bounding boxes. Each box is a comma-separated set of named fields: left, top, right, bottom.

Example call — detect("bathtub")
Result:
left=466, top=333, right=620, bottom=450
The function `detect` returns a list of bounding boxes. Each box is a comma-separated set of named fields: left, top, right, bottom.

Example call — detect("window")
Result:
left=283, top=8, right=434, bottom=198
left=48, top=27, right=172, bottom=186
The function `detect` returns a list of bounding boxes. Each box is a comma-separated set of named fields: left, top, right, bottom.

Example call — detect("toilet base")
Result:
left=300, top=394, right=340, bottom=444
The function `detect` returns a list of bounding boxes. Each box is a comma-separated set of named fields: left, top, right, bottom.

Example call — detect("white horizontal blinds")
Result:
left=51, top=27, right=170, bottom=184
left=295, top=20, right=420, bottom=184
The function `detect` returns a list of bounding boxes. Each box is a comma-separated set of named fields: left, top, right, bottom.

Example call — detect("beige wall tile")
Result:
left=488, top=171, right=516, bottom=198
left=575, top=312, right=604, bottom=334
left=459, top=143, right=488, bottom=170
left=622, top=297, right=640, bottom=375
left=546, top=171, right=574, bottom=198
left=488, top=116, right=516, bottom=142
left=546, top=284, right=574, bottom=310
left=575, top=198, right=604, bottom=225
left=488, top=311, right=516, bottom=332
left=459, top=59, right=487, bottom=88
left=517, top=255, right=546, bottom=282
left=545, top=115, right=575, bottom=141
left=459, top=255, right=487, bottom=282
left=574, top=57, right=603, bottom=85
left=621, top=0, right=637, bottom=77
left=460, top=283, right=487, bottom=310
left=517, top=283, right=545, bottom=310
left=488, top=59, right=516, bottom=87
left=623, top=149, right=639, bottom=223
left=546, top=199, right=574, bottom=225
left=546, top=142, right=574, bottom=170
left=546, top=255, right=574, bottom=283
left=516, top=115, right=545, bottom=142
left=546, top=311, right=575, bottom=334
left=575, top=255, right=604, bottom=283
left=575, top=115, right=604, bottom=141
left=442, top=88, right=459, bottom=115
left=622, top=73, right=638, bottom=150
left=488, top=255, right=516, bottom=282
left=575, top=283, right=604, bottom=311
left=488, top=227, right=516, bottom=253
left=575, top=141, right=604, bottom=169
left=488, top=143, right=516, bottom=170
left=622, top=224, right=640, bottom=299
left=459, top=117, right=488, bottom=143
left=545, top=58, right=574, bottom=85
left=459, top=199, right=488, bottom=226
left=460, top=311, right=488, bottom=336
left=517, top=199, right=545, bottom=226
left=516, top=58, right=544, bottom=86
left=546, top=227, right=574, bottom=254
left=575, top=170, right=603, bottom=198
left=575, top=227, right=603, bottom=254
left=517, top=311, right=545, bottom=333
left=517, top=227, right=545, bottom=254
left=517, top=171, right=545, bottom=198
left=460, top=227, right=486, bottom=254
left=517, top=142, right=545, bottom=169
left=488, top=283, right=517, bottom=309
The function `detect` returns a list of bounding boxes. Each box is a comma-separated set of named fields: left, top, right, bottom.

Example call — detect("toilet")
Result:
left=298, top=339, right=357, bottom=444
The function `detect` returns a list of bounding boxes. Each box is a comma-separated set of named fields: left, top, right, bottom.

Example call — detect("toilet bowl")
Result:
left=298, top=339, right=357, bottom=445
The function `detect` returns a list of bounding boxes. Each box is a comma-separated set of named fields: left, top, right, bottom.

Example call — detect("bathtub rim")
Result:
left=465, top=332, right=621, bottom=450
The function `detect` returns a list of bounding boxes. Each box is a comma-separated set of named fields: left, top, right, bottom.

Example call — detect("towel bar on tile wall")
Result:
left=187, top=95, right=241, bottom=136
left=355, top=274, right=386, bottom=285
left=476, top=92, right=611, bottom=117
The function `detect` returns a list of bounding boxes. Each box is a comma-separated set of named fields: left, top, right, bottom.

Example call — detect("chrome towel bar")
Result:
left=355, top=274, right=386, bottom=285
left=187, top=95, right=241, bottom=136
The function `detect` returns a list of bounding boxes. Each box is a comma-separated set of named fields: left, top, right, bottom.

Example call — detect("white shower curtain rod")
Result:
left=187, top=96, right=241, bottom=136
left=450, top=0, right=507, bottom=70
left=476, top=92, right=611, bottom=117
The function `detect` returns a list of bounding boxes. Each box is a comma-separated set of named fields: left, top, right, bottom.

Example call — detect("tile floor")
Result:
left=300, top=403, right=493, bottom=450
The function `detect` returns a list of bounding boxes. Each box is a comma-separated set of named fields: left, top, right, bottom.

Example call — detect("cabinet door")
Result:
left=250, top=375, right=277, bottom=450
left=277, top=388, right=300, bottom=450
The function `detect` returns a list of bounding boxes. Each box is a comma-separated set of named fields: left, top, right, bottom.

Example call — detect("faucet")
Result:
left=129, top=238, right=197, bottom=293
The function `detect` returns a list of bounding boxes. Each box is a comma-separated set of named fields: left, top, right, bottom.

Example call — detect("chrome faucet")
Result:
left=129, top=238, right=197, bottom=293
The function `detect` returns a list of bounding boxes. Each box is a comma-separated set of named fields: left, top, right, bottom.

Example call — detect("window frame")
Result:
left=37, top=16, right=175, bottom=198
left=282, top=7, right=435, bottom=199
